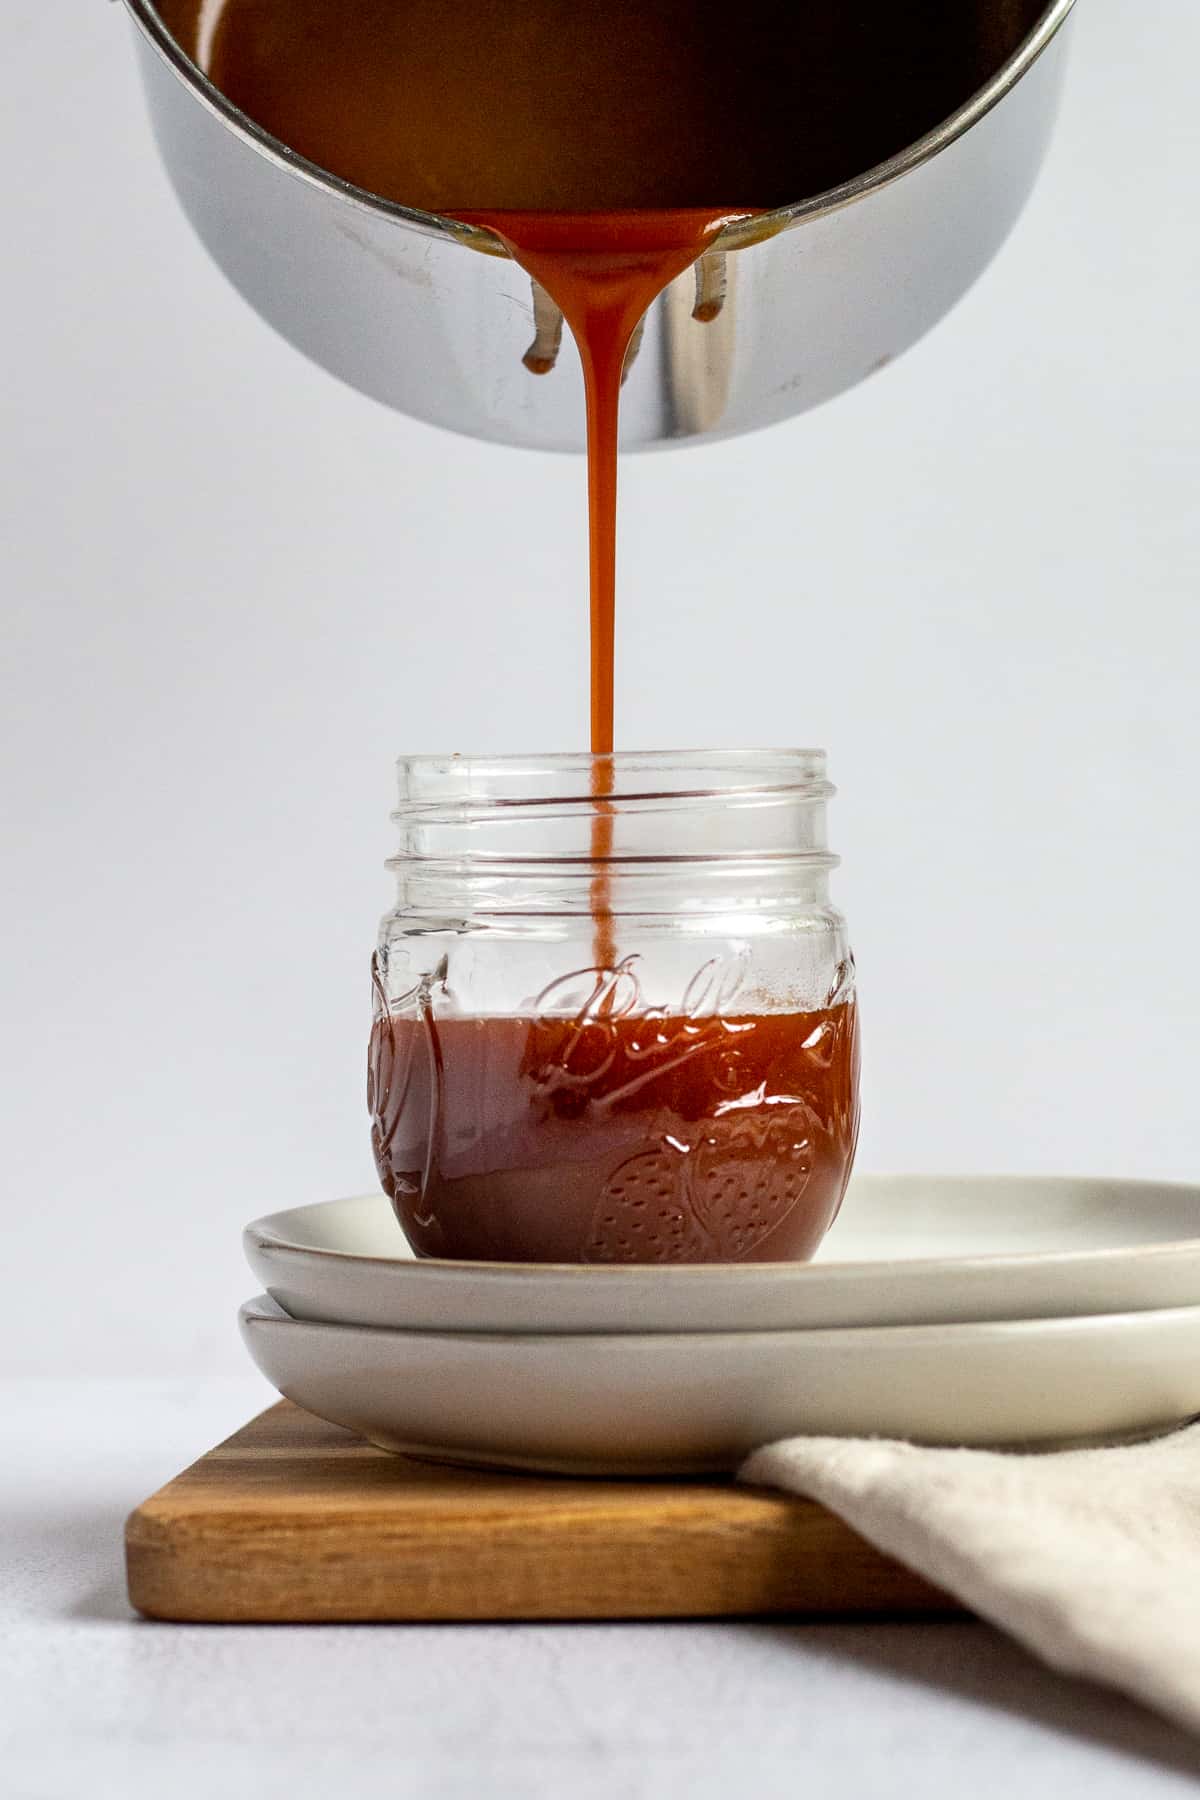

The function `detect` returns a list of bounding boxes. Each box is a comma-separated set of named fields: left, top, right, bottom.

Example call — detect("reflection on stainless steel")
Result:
left=621, top=316, right=647, bottom=389
left=117, top=0, right=1077, bottom=452
left=663, top=255, right=738, bottom=439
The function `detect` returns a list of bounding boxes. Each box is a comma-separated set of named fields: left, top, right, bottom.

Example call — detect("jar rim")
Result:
left=393, top=747, right=832, bottom=818
left=388, top=748, right=837, bottom=892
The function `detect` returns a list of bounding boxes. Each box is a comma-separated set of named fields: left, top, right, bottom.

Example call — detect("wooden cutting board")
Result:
left=125, top=1401, right=957, bottom=1622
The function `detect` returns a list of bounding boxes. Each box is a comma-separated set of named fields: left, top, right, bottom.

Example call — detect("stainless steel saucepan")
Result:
left=117, top=0, right=1077, bottom=451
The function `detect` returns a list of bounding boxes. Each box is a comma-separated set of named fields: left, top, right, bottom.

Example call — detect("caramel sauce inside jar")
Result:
left=369, top=997, right=859, bottom=1264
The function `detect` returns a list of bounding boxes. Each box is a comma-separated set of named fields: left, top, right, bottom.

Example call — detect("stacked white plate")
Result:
left=241, top=1175, right=1200, bottom=1474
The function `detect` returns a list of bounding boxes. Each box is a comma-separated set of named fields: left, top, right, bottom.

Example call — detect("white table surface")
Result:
left=5, top=1379, right=1200, bottom=1798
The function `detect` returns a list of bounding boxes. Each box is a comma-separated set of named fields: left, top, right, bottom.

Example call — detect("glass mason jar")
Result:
left=369, top=750, right=859, bottom=1264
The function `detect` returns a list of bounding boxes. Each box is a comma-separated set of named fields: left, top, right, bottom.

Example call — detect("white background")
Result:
left=4, top=0, right=1199, bottom=1377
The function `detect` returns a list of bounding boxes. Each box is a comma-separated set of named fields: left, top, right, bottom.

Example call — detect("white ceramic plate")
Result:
left=240, top=1293, right=1200, bottom=1474
left=244, top=1176, right=1200, bottom=1333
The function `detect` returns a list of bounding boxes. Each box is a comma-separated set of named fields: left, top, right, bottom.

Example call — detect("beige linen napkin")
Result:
left=740, top=1423, right=1200, bottom=1736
